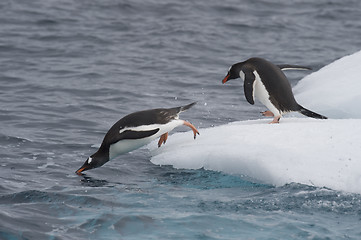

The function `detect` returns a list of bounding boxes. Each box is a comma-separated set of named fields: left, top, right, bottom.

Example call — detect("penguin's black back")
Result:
left=117, top=102, right=196, bottom=128
left=246, top=57, right=300, bottom=112
left=100, top=103, right=196, bottom=148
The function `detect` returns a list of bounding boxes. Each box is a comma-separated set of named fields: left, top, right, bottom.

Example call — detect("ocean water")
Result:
left=1, top=0, right=361, bottom=239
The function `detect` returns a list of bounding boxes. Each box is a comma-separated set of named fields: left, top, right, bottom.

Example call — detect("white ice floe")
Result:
left=294, top=50, right=361, bottom=119
left=149, top=50, right=361, bottom=194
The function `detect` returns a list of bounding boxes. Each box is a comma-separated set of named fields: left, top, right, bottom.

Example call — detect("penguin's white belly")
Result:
left=109, top=119, right=184, bottom=159
left=109, top=138, right=153, bottom=159
left=253, top=71, right=281, bottom=116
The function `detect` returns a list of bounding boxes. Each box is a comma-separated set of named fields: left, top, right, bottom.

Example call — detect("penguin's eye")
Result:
left=87, top=157, right=93, bottom=164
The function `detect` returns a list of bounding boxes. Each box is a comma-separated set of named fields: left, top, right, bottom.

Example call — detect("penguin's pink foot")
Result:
left=261, top=111, right=274, bottom=117
left=183, top=121, right=200, bottom=139
left=158, top=132, right=168, bottom=148
left=269, top=116, right=281, bottom=124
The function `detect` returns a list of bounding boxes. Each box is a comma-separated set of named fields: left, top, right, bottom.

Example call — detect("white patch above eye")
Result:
left=239, top=70, right=245, bottom=80
left=88, top=157, right=93, bottom=164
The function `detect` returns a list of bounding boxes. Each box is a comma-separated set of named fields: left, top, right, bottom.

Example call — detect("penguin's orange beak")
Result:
left=222, top=74, right=230, bottom=84
left=76, top=165, right=90, bottom=175
left=76, top=167, right=86, bottom=175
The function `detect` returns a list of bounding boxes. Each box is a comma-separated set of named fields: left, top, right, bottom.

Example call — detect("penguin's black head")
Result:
left=75, top=151, right=109, bottom=175
left=222, top=62, right=243, bottom=84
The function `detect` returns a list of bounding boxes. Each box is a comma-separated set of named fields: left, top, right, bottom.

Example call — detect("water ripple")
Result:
left=1, top=0, right=361, bottom=239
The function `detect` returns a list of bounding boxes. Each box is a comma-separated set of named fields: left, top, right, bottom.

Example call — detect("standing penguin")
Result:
left=76, top=102, right=199, bottom=174
left=222, top=57, right=327, bottom=123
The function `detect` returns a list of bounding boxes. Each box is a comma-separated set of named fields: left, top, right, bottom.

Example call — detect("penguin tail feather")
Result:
left=298, top=105, right=327, bottom=119
left=179, top=102, right=197, bottom=112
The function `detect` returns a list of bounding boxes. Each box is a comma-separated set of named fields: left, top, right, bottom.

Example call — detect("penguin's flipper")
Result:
left=243, top=70, right=256, bottom=105
left=105, top=128, right=160, bottom=147
left=277, top=64, right=312, bottom=71
left=119, top=128, right=160, bottom=140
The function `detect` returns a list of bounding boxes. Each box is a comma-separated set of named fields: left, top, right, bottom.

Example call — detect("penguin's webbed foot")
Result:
left=183, top=121, right=200, bottom=139
left=261, top=111, right=274, bottom=117
left=269, top=116, right=281, bottom=124
left=158, top=132, right=168, bottom=148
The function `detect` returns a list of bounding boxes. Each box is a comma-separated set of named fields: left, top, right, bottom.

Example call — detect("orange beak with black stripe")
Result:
left=222, top=73, right=230, bottom=84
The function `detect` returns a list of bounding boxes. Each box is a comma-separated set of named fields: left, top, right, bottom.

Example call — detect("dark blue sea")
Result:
left=1, top=0, right=361, bottom=239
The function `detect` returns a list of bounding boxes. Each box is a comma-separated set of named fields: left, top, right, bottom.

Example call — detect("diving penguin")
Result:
left=76, top=102, right=199, bottom=174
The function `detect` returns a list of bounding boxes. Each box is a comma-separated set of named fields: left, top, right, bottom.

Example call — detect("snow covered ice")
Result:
left=294, top=50, right=361, bottom=119
left=149, top=51, right=361, bottom=194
